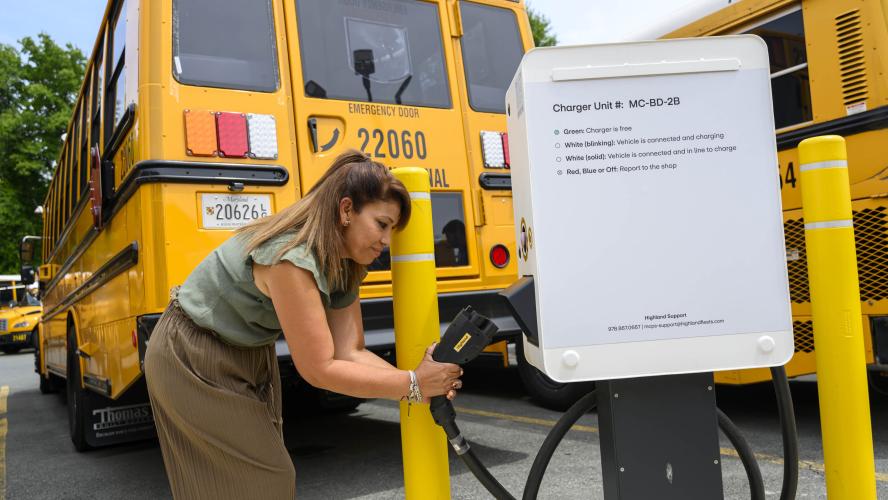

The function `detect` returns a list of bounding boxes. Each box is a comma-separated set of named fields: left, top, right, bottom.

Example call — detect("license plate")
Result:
left=200, top=194, right=272, bottom=229
left=12, top=334, right=26, bottom=342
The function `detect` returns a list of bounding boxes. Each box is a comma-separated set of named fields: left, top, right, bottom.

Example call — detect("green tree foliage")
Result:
left=0, top=34, right=85, bottom=273
left=527, top=5, right=557, bottom=47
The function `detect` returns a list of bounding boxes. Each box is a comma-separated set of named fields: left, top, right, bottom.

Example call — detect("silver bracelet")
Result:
left=407, top=370, right=423, bottom=403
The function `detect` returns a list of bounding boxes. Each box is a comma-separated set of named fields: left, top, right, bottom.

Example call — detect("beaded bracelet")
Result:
left=407, top=370, right=423, bottom=403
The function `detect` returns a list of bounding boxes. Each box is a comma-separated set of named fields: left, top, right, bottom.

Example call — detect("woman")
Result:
left=144, top=150, right=463, bottom=499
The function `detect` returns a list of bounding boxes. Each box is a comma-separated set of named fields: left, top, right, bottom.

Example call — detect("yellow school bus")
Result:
left=0, top=275, right=41, bottom=354
left=664, top=0, right=888, bottom=386
left=33, top=0, right=544, bottom=450
left=0, top=288, right=41, bottom=355
left=0, top=275, right=25, bottom=310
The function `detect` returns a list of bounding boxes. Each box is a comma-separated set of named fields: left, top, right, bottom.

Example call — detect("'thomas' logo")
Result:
left=92, top=403, right=153, bottom=431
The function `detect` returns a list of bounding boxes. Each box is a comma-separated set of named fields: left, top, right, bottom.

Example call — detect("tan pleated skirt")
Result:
left=145, top=299, right=295, bottom=499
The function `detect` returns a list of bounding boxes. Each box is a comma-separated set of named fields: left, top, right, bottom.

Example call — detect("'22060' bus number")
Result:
left=358, top=128, right=427, bottom=160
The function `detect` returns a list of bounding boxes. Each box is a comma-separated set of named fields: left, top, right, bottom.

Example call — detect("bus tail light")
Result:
left=480, top=131, right=509, bottom=168
left=501, top=132, right=510, bottom=167
left=184, top=110, right=278, bottom=160
left=490, top=244, right=510, bottom=268
left=246, top=114, right=278, bottom=159
left=184, top=110, right=218, bottom=156
left=131, top=329, right=138, bottom=349
left=216, top=112, right=249, bottom=158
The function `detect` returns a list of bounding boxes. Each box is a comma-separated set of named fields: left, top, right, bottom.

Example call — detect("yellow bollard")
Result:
left=390, top=167, right=450, bottom=499
left=799, top=135, right=876, bottom=499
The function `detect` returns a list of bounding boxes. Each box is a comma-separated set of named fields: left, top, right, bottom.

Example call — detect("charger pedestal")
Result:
left=597, top=373, right=723, bottom=500
left=504, top=37, right=795, bottom=500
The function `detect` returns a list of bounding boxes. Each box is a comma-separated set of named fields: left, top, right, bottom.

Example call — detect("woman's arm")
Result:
left=254, top=261, right=461, bottom=401
left=325, top=299, right=397, bottom=370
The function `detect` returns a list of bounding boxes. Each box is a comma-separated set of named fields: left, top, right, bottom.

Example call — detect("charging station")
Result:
left=499, top=36, right=794, bottom=499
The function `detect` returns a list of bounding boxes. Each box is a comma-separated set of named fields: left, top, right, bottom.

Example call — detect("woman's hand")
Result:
left=414, top=343, right=463, bottom=402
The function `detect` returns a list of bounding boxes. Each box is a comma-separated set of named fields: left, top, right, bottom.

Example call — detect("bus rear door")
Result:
left=448, top=1, right=596, bottom=410
left=449, top=0, right=530, bottom=289
left=283, top=0, right=481, bottom=296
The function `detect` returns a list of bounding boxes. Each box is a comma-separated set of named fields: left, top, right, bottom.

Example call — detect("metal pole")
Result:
left=799, top=135, right=876, bottom=499
left=390, top=167, right=450, bottom=499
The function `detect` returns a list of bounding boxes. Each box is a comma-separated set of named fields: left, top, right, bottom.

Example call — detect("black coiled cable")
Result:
left=436, top=369, right=797, bottom=500
left=522, top=391, right=597, bottom=500
left=716, top=408, right=765, bottom=500
left=770, top=366, right=799, bottom=500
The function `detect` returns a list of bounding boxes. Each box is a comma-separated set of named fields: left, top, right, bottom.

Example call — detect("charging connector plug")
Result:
left=430, top=306, right=500, bottom=453
left=432, top=306, right=500, bottom=365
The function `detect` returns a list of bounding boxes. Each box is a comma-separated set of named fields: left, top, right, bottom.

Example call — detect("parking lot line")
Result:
left=455, top=404, right=888, bottom=484
left=1, top=384, right=8, bottom=500
left=455, top=406, right=599, bottom=433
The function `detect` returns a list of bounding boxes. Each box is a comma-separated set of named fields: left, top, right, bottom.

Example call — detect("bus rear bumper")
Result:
left=0, top=330, right=34, bottom=350
left=137, top=290, right=520, bottom=369
left=274, top=289, right=520, bottom=360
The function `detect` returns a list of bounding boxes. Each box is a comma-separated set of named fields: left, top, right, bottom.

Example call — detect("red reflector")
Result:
left=501, top=133, right=510, bottom=168
left=490, top=245, right=510, bottom=269
left=132, top=330, right=138, bottom=349
left=216, top=112, right=248, bottom=158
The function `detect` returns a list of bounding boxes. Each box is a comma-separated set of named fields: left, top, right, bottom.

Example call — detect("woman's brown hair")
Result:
left=239, top=150, right=411, bottom=292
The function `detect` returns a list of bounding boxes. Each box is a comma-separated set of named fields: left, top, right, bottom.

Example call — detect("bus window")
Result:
left=69, top=120, right=79, bottom=209
left=111, top=1, right=126, bottom=65
left=91, top=34, right=103, bottom=152
left=459, top=2, right=524, bottom=114
left=296, top=0, right=450, bottom=108
left=743, top=9, right=812, bottom=129
left=0, top=284, right=24, bottom=309
left=368, top=192, right=468, bottom=271
left=79, top=81, right=89, bottom=192
left=431, top=193, right=469, bottom=267
left=63, top=149, right=72, bottom=221
left=106, top=0, right=127, bottom=139
left=172, top=0, right=279, bottom=92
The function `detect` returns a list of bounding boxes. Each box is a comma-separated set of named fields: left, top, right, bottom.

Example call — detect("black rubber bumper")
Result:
left=135, top=290, right=520, bottom=365
left=0, top=331, right=34, bottom=349
left=274, top=289, right=521, bottom=359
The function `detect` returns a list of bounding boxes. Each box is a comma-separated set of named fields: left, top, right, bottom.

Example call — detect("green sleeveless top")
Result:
left=177, top=233, right=362, bottom=347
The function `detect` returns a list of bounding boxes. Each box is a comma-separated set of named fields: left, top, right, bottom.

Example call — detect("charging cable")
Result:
left=431, top=307, right=799, bottom=500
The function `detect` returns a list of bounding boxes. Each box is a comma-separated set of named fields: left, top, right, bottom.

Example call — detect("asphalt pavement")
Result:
left=2, top=349, right=887, bottom=499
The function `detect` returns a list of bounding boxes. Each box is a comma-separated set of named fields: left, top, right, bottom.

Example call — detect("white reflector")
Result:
left=480, top=131, right=506, bottom=168
left=247, top=114, right=278, bottom=160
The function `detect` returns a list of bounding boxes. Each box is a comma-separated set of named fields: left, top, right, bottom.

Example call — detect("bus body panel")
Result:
left=36, top=0, right=534, bottom=444
left=447, top=0, right=534, bottom=289
left=803, top=0, right=888, bottom=121
left=779, top=128, right=888, bottom=210
left=665, top=0, right=888, bottom=384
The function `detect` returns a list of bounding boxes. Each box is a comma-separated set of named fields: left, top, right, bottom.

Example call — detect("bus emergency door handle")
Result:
left=308, top=117, right=319, bottom=152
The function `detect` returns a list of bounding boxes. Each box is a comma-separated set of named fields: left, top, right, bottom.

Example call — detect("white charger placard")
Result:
left=506, top=36, right=793, bottom=381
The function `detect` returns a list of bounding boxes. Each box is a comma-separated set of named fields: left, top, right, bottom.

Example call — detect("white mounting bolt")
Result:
left=562, top=350, right=580, bottom=367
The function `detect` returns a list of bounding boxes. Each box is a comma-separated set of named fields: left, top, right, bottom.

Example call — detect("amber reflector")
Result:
left=184, top=110, right=217, bottom=156
left=216, top=112, right=249, bottom=158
